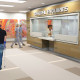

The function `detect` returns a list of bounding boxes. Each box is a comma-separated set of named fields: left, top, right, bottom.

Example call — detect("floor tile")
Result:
left=2, top=58, right=17, bottom=69
left=66, top=67, right=80, bottom=76
left=51, top=60, right=80, bottom=69
left=32, top=52, right=64, bottom=62
left=0, top=68, right=29, bottom=80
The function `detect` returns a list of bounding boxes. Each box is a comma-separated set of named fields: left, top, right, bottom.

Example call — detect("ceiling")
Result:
left=0, top=0, right=73, bottom=13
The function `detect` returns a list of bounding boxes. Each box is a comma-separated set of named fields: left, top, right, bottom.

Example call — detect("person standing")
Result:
left=11, top=24, right=22, bottom=48
left=0, top=24, right=7, bottom=70
left=47, top=25, right=53, bottom=37
left=19, top=24, right=25, bottom=46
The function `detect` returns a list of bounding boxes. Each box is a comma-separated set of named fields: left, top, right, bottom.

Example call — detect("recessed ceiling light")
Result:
left=41, top=3, right=45, bottom=5
left=0, top=5, right=14, bottom=7
left=0, top=0, right=26, bottom=3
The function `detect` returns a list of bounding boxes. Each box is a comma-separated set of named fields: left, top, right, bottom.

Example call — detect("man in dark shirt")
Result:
left=0, top=24, right=6, bottom=70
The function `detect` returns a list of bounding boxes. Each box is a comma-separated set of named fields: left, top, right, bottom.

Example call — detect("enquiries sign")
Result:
left=34, top=7, right=68, bottom=16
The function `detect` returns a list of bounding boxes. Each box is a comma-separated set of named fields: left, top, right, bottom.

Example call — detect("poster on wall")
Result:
left=0, top=19, right=18, bottom=38
left=20, top=19, right=27, bottom=38
left=0, top=19, right=27, bottom=39
left=5, top=19, right=18, bottom=38
left=0, top=19, right=6, bottom=30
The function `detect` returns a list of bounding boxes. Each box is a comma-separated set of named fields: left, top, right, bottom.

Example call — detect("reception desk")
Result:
left=27, top=0, right=80, bottom=59
left=38, top=37, right=56, bottom=41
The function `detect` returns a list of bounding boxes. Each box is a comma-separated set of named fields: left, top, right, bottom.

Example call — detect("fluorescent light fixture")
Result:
left=0, top=5, right=14, bottom=7
left=0, top=9, right=4, bottom=11
left=0, top=0, right=26, bottom=3
left=19, top=10, right=29, bottom=13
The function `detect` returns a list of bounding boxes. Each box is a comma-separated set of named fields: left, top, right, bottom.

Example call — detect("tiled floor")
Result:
left=52, top=59, right=80, bottom=69
left=5, top=48, right=80, bottom=80
left=2, top=57, right=17, bottom=69
left=0, top=67, right=31, bottom=80
left=32, top=52, right=65, bottom=62
left=66, top=67, right=80, bottom=76
left=0, top=42, right=80, bottom=80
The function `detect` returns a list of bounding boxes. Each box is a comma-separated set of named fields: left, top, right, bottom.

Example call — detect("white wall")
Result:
left=0, top=12, right=26, bottom=23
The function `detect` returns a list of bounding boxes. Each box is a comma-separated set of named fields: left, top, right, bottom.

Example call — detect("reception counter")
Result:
left=38, top=37, right=55, bottom=41
left=27, top=0, right=80, bottom=59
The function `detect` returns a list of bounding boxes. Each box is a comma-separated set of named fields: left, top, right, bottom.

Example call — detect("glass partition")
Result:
left=30, top=18, right=47, bottom=37
left=30, top=13, right=79, bottom=44
left=52, top=15, right=78, bottom=36
left=31, top=19, right=39, bottom=32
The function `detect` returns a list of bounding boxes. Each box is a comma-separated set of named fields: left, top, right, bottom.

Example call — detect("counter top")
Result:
left=38, top=37, right=56, bottom=41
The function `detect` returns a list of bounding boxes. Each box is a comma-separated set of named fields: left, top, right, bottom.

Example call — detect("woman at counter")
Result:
left=47, top=25, right=53, bottom=37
